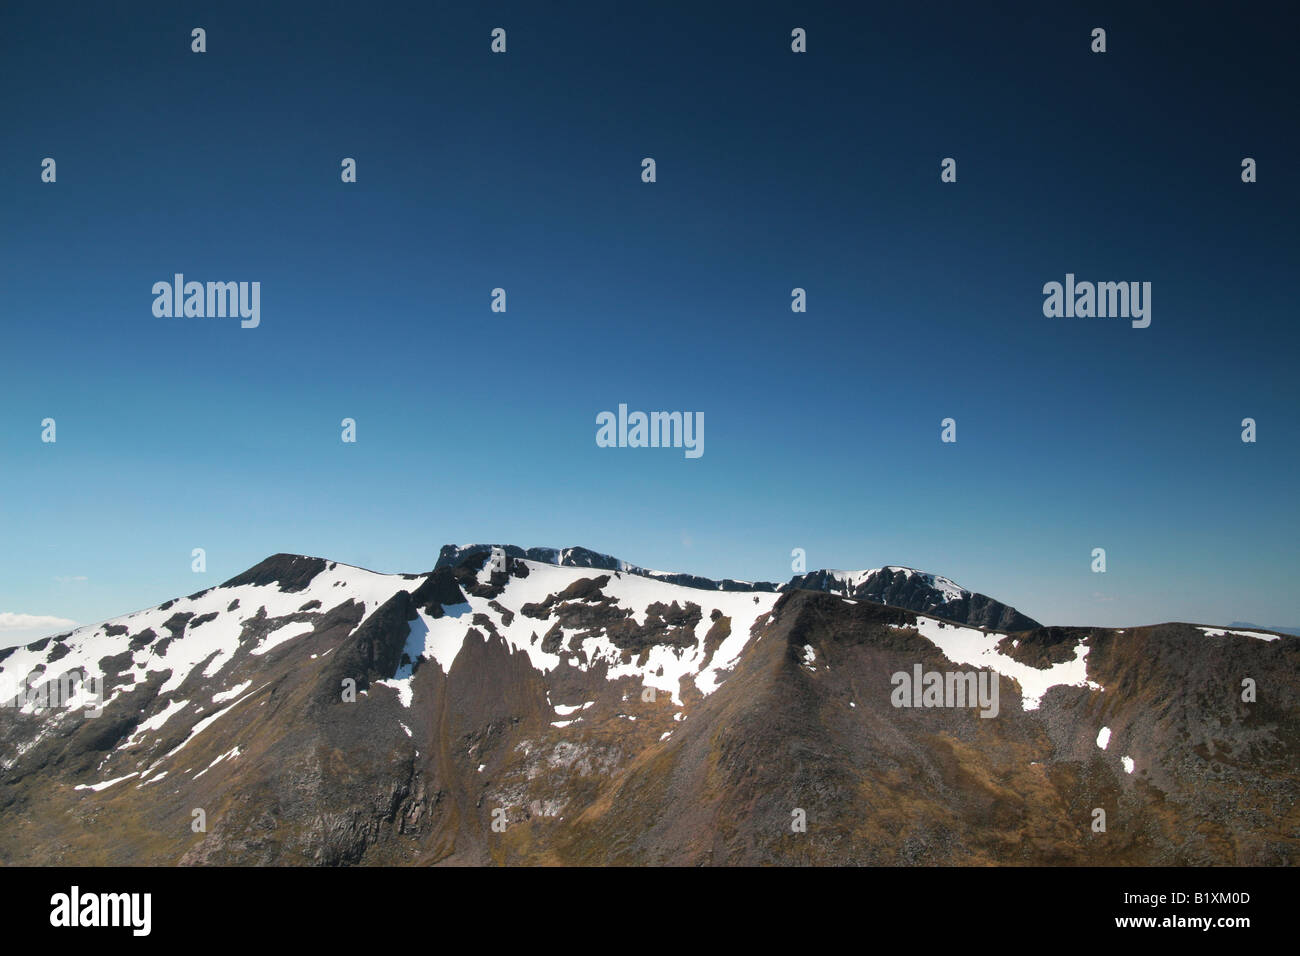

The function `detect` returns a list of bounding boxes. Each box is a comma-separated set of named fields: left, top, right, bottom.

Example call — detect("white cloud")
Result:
left=0, top=613, right=78, bottom=632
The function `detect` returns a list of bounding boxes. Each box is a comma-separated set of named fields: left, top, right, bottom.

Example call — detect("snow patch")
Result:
left=908, top=616, right=1101, bottom=710
left=75, top=772, right=138, bottom=792
left=1198, top=626, right=1279, bottom=642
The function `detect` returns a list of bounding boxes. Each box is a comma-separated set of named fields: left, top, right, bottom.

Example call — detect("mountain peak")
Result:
left=220, top=554, right=331, bottom=593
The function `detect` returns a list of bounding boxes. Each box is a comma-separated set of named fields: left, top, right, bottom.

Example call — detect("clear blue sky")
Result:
left=2, top=0, right=1297, bottom=645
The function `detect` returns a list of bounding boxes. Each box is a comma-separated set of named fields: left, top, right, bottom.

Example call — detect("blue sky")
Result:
left=2, top=0, right=1297, bottom=645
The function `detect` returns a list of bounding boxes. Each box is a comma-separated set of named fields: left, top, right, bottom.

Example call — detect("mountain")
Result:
left=1, top=546, right=1295, bottom=866
left=437, top=544, right=1042, bottom=630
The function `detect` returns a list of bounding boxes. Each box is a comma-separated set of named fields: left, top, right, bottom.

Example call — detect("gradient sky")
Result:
left=2, top=0, right=1297, bottom=646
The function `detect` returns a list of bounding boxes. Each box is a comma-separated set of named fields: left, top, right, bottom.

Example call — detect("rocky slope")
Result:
left=0, top=547, right=1294, bottom=865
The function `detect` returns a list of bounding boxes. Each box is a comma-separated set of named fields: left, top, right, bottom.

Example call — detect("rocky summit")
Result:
left=0, top=546, right=1295, bottom=865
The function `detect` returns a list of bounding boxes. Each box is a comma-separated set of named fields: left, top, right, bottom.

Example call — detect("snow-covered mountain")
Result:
left=437, top=544, right=1042, bottom=630
left=0, top=547, right=1295, bottom=865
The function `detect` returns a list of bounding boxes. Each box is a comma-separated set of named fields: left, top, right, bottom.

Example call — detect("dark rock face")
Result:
left=436, top=544, right=775, bottom=593
left=436, top=544, right=613, bottom=572
left=1, top=547, right=1293, bottom=867
left=409, top=568, right=469, bottom=614
left=161, top=612, right=194, bottom=641
left=220, top=554, right=329, bottom=592
left=998, top=627, right=1095, bottom=667
left=334, top=592, right=415, bottom=690
left=787, top=567, right=1041, bottom=631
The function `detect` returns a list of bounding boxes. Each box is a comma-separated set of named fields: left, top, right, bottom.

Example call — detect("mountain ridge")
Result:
left=2, top=545, right=1294, bottom=866
left=436, top=543, right=1044, bottom=630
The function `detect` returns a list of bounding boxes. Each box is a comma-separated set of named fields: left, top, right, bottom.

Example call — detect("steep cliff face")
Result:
left=1, top=549, right=1293, bottom=865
